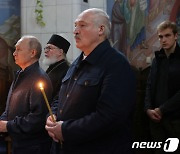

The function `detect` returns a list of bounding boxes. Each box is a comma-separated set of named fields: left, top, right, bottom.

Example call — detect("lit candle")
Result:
left=39, top=82, right=55, bottom=123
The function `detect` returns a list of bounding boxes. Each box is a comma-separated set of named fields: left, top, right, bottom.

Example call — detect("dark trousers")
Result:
left=12, top=141, right=51, bottom=154
left=50, top=141, right=133, bottom=154
left=150, top=119, right=180, bottom=154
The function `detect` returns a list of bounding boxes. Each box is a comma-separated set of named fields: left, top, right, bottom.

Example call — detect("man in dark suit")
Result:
left=0, top=35, right=53, bottom=154
left=46, top=8, right=136, bottom=154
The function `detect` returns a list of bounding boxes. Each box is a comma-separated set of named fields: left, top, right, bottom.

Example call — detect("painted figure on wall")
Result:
left=0, top=38, right=12, bottom=115
left=0, top=0, right=20, bottom=114
left=169, top=0, right=180, bottom=44
left=110, top=0, right=130, bottom=55
left=111, top=0, right=148, bottom=55
left=128, top=0, right=148, bottom=51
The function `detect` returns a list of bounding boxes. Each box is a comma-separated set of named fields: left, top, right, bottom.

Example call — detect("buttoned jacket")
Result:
left=0, top=62, right=53, bottom=147
left=53, top=40, right=136, bottom=153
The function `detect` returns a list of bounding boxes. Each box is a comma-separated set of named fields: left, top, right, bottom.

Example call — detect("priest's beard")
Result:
left=42, top=55, right=58, bottom=66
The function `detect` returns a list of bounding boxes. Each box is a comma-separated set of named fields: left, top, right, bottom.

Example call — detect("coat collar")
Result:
left=155, top=43, right=180, bottom=59
left=15, top=61, right=39, bottom=77
left=77, top=39, right=111, bottom=65
left=46, top=59, right=65, bottom=72
left=20, top=61, right=39, bottom=73
left=71, top=39, right=111, bottom=70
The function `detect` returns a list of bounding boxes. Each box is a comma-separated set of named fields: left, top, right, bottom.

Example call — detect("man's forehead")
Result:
left=16, top=38, right=28, bottom=46
left=75, top=14, right=86, bottom=23
left=75, top=11, right=93, bottom=23
left=159, top=28, right=173, bottom=33
left=15, top=39, right=23, bottom=46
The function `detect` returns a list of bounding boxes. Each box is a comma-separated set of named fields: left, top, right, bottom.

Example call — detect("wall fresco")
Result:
left=0, top=0, right=20, bottom=114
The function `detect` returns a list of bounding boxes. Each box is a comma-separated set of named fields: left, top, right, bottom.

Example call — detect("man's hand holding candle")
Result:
left=45, top=117, right=64, bottom=142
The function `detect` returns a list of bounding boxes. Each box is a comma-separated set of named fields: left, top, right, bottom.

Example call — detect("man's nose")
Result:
left=13, top=50, right=17, bottom=56
left=162, top=37, right=167, bottom=42
left=44, top=50, right=48, bottom=54
left=73, top=27, right=79, bottom=34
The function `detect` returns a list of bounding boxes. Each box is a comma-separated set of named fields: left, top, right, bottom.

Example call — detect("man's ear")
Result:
left=31, top=49, right=37, bottom=58
left=99, top=25, right=105, bottom=36
left=58, top=49, right=64, bottom=56
left=175, top=33, right=178, bottom=41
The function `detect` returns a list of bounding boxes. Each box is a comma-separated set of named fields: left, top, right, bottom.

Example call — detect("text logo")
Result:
left=132, top=138, right=179, bottom=152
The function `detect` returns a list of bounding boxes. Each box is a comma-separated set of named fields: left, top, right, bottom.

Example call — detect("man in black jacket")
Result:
left=43, top=34, right=70, bottom=99
left=145, top=21, right=180, bottom=154
left=0, top=35, right=53, bottom=154
left=46, top=8, right=135, bottom=154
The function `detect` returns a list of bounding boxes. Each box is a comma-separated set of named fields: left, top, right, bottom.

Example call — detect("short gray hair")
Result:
left=85, top=8, right=111, bottom=39
left=21, top=35, right=42, bottom=59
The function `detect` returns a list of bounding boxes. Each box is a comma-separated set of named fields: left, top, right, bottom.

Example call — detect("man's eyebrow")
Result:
left=158, top=33, right=172, bottom=37
left=75, top=20, right=86, bottom=24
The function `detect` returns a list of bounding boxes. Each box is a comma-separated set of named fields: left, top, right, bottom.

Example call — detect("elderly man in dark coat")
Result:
left=43, top=34, right=70, bottom=99
left=46, top=9, right=135, bottom=154
left=0, top=35, right=53, bottom=154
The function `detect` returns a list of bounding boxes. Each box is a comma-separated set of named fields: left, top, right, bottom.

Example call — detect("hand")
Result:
left=154, top=108, right=162, bottom=117
left=46, top=115, right=58, bottom=142
left=146, top=109, right=161, bottom=122
left=45, top=116, right=63, bottom=142
left=0, top=121, right=8, bottom=132
left=48, top=114, right=57, bottom=123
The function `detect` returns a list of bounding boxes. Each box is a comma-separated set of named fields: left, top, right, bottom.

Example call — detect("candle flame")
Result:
left=39, top=82, right=44, bottom=90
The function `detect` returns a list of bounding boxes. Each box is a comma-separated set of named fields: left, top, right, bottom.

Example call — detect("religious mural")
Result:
left=0, top=0, right=20, bottom=114
left=110, top=0, right=180, bottom=70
